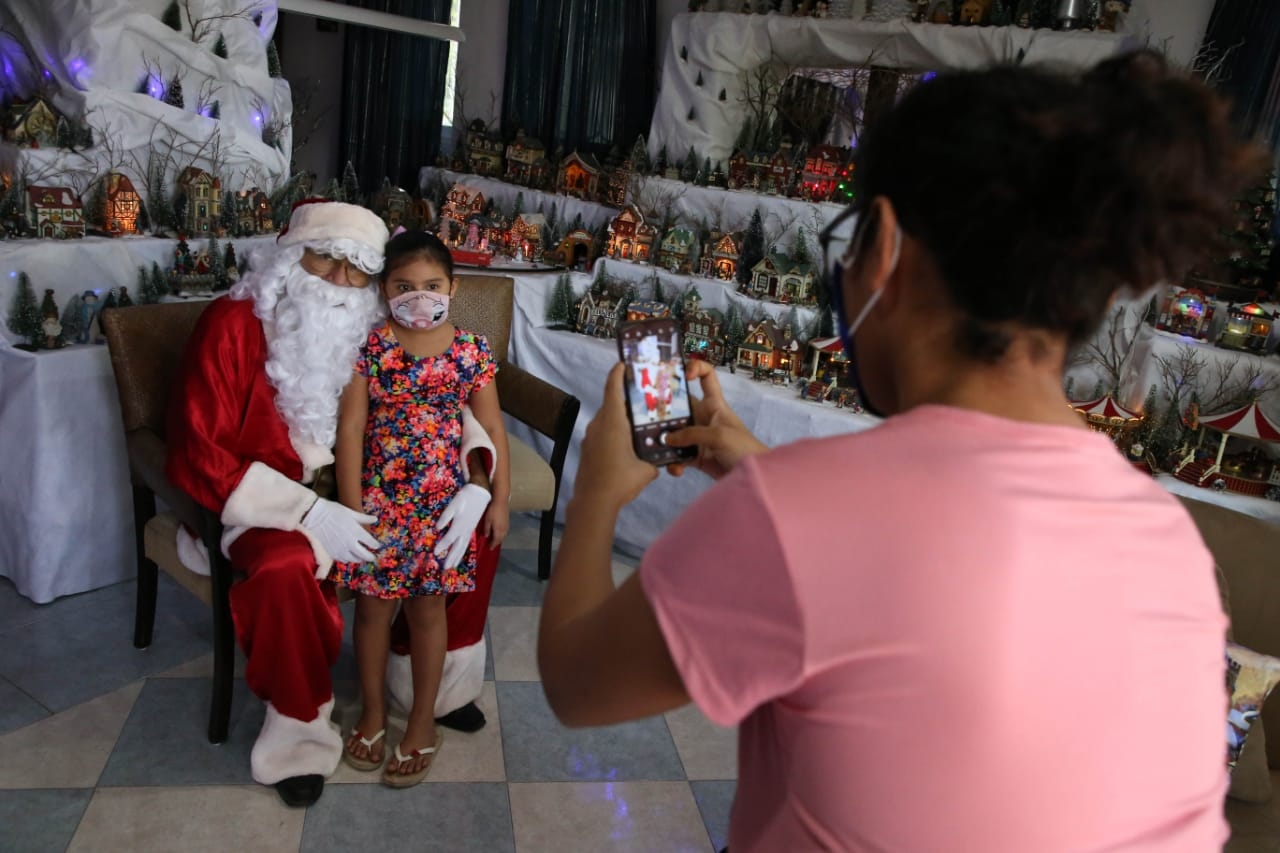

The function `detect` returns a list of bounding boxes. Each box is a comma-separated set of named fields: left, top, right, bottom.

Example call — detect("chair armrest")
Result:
left=497, top=362, right=579, bottom=442
left=126, top=428, right=206, bottom=535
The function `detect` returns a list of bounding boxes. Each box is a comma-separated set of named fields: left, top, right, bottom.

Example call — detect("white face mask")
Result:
left=389, top=291, right=450, bottom=330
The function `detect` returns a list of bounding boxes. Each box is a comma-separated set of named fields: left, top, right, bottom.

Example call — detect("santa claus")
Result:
left=165, top=200, right=500, bottom=807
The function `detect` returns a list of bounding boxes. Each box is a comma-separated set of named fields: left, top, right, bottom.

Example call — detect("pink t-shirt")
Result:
left=641, top=405, right=1228, bottom=852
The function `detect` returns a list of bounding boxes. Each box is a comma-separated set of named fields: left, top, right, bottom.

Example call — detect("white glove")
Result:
left=301, top=498, right=381, bottom=565
left=433, top=483, right=492, bottom=570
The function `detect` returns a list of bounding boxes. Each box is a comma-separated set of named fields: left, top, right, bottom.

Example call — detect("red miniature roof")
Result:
left=808, top=336, right=844, bottom=353
left=27, top=186, right=79, bottom=208
left=1070, top=396, right=1140, bottom=420
left=1198, top=400, right=1280, bottom=442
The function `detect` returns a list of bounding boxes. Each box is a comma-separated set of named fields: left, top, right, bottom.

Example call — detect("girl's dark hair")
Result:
left=383, top=229, right=454, bottom=280
left=853, top=49, right=1266, bottom=361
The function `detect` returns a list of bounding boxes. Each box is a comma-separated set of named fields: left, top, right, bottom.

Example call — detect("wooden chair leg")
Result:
left=132, top=486, right=158, bottom=649
left=538, top=509, right=555, bottom=581
left=208, top=549, right=235, bottom=745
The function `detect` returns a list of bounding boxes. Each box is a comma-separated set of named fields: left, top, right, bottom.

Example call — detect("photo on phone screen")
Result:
left=617, top=318, right=698, bottom=465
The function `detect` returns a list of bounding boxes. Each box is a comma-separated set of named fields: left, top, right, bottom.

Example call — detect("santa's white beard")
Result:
left=234, top=253, right=384, bottom=449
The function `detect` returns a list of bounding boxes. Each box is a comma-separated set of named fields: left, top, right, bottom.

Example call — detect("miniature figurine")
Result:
left=958, top=0, right=989, bottom=24
left=1097, top=0, right=1125, bottom=31
left=930, top=1, right=953, bottom=24
left=913, top=0, right=931, bottom=21
left=76, top=291, right=100, bottom=344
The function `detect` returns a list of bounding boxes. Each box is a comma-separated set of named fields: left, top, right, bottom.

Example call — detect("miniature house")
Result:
left=737, top=316, right=801, bottom=375
left=603, top=154, right=632, bottom=207
left=1217, top=303, right=1274, bottom=353
left=465, top=120, right=505, bottom=176
left=800, top=144, right=846, bottom=202
left=2, top=98, right=60, bottom=147
left=606, top=204, right=658, bottom=263
left=103, top=172, right=141, bottom=235
left=505, top=130, right=548, bottom=186
left=576, top=288, right=622, bottom=337
left=749, top=253, right=817, bottom=303
left=26, top=186, right=85, bottom=239
left=177, top=167, right=222, bottom=235
left=373, top=182, right=412, bottom=230
left=699, top=232, right=740, bottom=280
left=511, top=212, right=546, bottom=254
left=443, top=184, right=487, bottom=223
left=683, top=303, right=726, bottom=363
left=1158, top=287, right=1214, bottom=340
left=558, top=151, right=602, bottom=200
left=657, top=226, right=698, bottom=273
left=235, top=188, right=273, bottom=235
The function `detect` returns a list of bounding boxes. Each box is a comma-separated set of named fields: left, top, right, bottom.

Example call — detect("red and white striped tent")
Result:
left=807, top=336, right=847, bottom=381
left=1199, top=401, right=1280, bottom=443
left=1070, top=396, right=1141, bottom=421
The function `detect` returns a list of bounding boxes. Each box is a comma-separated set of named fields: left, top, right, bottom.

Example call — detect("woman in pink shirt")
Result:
left=538, top=51, right=1261, bottom=851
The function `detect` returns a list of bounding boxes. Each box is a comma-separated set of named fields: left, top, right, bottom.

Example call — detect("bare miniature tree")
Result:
left=737, top=55, right=792, bottom=152
left=286, top=77, right=327, bottom=165
left=633, top=176, right=688, bottom=234
left=1153, top=345, right=1207, bottom=418
left=195, top=77, right=220, bottom=118
left=180, top=0, right=263, bottom=45
left=1071, top=306, right=1142, bottom=396
left=763, top=207, right=800, bottom=255
left=1198, top=358, right=1280, bottom=414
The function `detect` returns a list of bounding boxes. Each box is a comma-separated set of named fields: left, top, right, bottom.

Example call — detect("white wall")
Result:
left=1129, top=0, right=1215, bottom=67
left=454, top=0, right=509, bottom=128
left=278, top=11, right=346, bottom=184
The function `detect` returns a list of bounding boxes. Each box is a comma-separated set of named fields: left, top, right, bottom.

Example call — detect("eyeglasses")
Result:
left=300, top=248, right=372, bottom=286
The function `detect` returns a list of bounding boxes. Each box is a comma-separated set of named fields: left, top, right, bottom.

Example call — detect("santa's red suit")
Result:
left=164, top=202, right=500, bottom=794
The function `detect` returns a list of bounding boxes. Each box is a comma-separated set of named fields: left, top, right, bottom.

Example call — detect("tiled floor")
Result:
left=0, top=514, right=737, bottom=853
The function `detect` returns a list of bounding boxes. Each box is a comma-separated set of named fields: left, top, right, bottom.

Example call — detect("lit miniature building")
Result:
left=1174, top=400, right=1280, bottom=497
left=235, top=188, right=273, bottom=235
left=1157, top=287, right=1214, bottom=339
left=606, top=204, right=658, bottom=263
left=554, top=228, right=596, bottom=270
left=505, top=130, right=549, bottom=186
left=800, top=144, right=847, bottom=202
left=749, top=253, right=817, bottom=303
left=625, top=299, right=671, bottom=322
left=682, top=292, right=726, bottom=363
left=558, top=150, right=602, bottom=200
left=656, top=226, right=698, bottom=273
left=103, top=171, right=141, bottom=235
left=1217, top=303, right=1274, bottom=352
left=511, top=212, right=546, bottom=256
left=465, top=120, right=505, bottom=176
left=176, top=167, right=222, bottom=235
left=443, top=183, right=487, bottom=223
left=26, top=186, right=85, bottom=239
left=737, top=316, right=801, bottom=376
left=699, top=231, right=740, bottom=280
left=603, top=148, right=632, bottom=207
left=372, top=181, right=412, bottom=230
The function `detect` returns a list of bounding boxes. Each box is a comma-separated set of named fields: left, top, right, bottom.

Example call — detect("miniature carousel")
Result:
left=1174, top=400, right=1280, bottom=497
left=1070, top=395, right=1144, bottom=438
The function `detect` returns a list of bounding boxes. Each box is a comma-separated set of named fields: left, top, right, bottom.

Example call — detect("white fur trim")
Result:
left=221, top=462, right=318, bottom=531
left=290, top=438, right=335, bottom=482
left=459, top=406, right=497, bottom=483
left=176, top=527, right=211, bottom=576
left=386, top=639, right=486, bottom=718
left=250, top=697, right=343, bottom=785
left=277, top=202, right=389, bottom=272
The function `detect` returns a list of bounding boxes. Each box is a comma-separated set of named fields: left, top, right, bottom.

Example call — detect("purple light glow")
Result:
left=251, top=111, right=263, bottom=125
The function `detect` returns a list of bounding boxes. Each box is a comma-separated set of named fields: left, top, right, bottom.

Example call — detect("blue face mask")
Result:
left=829, top=223, right=900, bottom=418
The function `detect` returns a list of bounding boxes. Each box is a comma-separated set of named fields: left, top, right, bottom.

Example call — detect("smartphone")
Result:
left=617, top=318, right=699, bottom=466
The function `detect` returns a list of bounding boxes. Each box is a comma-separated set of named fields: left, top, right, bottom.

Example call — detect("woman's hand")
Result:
left=574, top=363, right=659, bottom=511
left=482, top=500, right=510, bottom=548
left=664, top=359, right=767, bottom=480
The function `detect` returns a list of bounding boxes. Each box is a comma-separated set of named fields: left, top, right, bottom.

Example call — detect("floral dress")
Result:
left=330, top=323, right=496, bottom=599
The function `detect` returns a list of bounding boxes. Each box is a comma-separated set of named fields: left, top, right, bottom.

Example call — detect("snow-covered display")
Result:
left=0, top=0, right=292, bottom=233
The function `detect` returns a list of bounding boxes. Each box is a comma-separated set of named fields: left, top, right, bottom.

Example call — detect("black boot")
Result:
left=435, top=701, right=486, bottom=733
left=275, top=774, right=324, bottom=808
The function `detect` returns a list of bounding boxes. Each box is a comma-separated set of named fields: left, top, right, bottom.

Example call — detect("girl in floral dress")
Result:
left=332, top=231, right=510, bottom=787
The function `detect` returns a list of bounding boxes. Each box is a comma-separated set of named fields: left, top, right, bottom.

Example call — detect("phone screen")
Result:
left=617, top=318, right=698, bottom=465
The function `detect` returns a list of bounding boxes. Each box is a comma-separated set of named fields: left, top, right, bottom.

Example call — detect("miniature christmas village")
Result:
left=688, top=0, right=1131, bottom=31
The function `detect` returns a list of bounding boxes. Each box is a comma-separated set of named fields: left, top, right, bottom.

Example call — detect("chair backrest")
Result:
left=102, top=301, right=213, bottom=436
left=452, top=274, right=514, bottom=361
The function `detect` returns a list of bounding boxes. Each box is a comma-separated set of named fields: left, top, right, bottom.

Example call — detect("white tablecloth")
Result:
left=0, top=342, right=134, bottom=603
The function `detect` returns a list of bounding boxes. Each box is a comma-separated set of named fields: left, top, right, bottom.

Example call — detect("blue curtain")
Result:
left=502, top=0, right=656, bottom=155
left=1204, top=0, right=1280, bottom=151
left=339, top=0, right=451, bottom=193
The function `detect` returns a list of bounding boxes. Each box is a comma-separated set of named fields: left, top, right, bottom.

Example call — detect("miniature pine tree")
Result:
left=172, top=193, right=188, bottom=232
left=680, top=148, right=698, bottom=183
left=697, top=157, right=711, bottom=186
left=695, top=70, right=704, bottom=87
left=162, top=1, right=182, bottom=31
left=6, top=272, right=43, bottom=348
left=324, top=177, right=344, bottom=202
left=209, top=235, right=229, bottom=290
left=719, top=88, right=727, bottom=101
left=791, top=227, right=811, bottom=265
left=84, top=179, right=107, bottom=229
left=546, top=273, right=576, bottom=328
left=512, top=191, right=524, bottom=217
left=266, top=41, right=283, bottom=78
left=655, top=146, right=669, bottom=175
left=680, top=45, right=688, bottom=61
left=135, top=200, right=150, bottom=234
left=164, top=76, right=184, bottom=109
left=56, top=117, right=73, bottom=149
left=341, top=161, right=361, bottom=206
left=209, top=101, right=220, bottom=120
left=213, top=34, right=228, bottom=58
left=224, top=243, right=238, bottom=271
left=174, top=237, right=193, bottom=273
left=60, top=293, right=83, bottom=342
left=631, top=136, right=651, bottom=175
left=149, top=262, right=168, bottom=299
left=139, top=265, right=160, bottom=303
left=221, top=190, right=236, bottom=234
left=117, top=286, right=135, bottom=307
left=738, top=209, right=765, bottom=286
left=652, top=275, right=667, bottom=304
left=687, top=106, right=696, bottom=122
